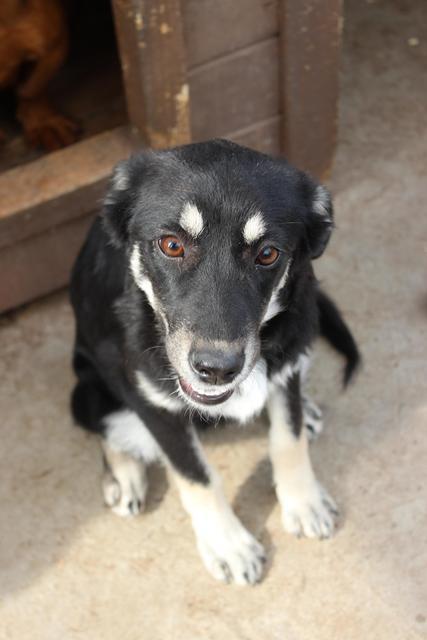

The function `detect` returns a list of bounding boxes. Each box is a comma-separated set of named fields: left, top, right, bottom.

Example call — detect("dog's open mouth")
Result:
left=179, top=379, right=234, bottom=405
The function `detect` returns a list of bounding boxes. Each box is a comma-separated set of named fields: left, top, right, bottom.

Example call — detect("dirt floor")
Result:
left=0, top=0, right=426, bottom=638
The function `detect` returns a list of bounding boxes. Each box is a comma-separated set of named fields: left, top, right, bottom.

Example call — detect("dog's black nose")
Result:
left=190, top=349, right=244, bottom=385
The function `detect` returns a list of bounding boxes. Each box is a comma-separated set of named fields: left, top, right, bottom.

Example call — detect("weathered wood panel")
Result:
left=278, top=0, right=342, bottom=178
left=0, top=126, right=136, bottom=313
left=0, top=127, right=135, bottom=250
left=0, top=213, right=95, bottom=313
left=112, top=0, right=191, bottom=147
left=182, top=0, right=278, bottom=68
left=228, top=116, right=280, bottom=155
left=189, top=38, right=279, bottom=141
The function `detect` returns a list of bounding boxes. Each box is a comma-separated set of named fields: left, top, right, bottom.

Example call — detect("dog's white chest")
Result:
left=204, top=359, right=269, bottom=424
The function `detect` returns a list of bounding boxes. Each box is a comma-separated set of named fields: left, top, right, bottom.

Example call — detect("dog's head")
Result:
left=103, top=140, right=333, bottom=408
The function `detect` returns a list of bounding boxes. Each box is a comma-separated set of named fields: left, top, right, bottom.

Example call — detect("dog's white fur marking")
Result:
left=267, top=381, right=337, bottom=539
left=270, top=363, right=293, bottom=389
left=262, top=258, right=293, bottom=324
left=220, top=358, right=268, bottom=423
left=171, top=462, right=266, bottom=585
left=262, top=294, right=282, bottom=325
left=135, top=370, right=184, bottom=413
left=180, top=202, right=204, bottom=238
left=130, top=244, right=158, bottom=310
left=130, top=244, right=170, bottom=332
left=102, top=439, right=148, bottom=516
left=270, top=353, right=310, bottom=389
left=243, top=212, right=266, bottom=244
left=104, top=409, right=162, bottom=463
left=312, top=185, right=331, bottom=218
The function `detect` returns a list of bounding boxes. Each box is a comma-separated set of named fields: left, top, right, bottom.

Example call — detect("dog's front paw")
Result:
left=102, top=460, right=147, bottom=517
left=194, top=516, right=266, bottom=586
left=280, top=482, right=338, bottom=539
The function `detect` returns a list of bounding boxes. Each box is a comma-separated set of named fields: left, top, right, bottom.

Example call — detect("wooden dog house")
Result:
left=0, top=0, right=341, bottom=313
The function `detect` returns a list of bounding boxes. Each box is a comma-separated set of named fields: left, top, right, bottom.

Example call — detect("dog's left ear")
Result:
left=102, top=159, right=136, bottom=248
left=305, top=184, right=334, bottom=259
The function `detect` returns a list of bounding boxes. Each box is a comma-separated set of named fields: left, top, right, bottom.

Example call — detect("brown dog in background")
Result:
left=0, top=0, right=79, bottom=150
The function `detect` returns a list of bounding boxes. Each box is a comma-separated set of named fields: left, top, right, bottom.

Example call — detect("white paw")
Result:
left=303, top=398, right=323, bottom=440
left=194, top=515, right=266, bottom=586
left=102, top=460, right=147, bottom=517
left=280, top=482, right=338, bottom=539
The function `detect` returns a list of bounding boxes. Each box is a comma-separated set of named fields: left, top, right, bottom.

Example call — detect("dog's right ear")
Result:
left=305, top=183, right=334, bottom=259
left=102, top=160, right=135, bottom=247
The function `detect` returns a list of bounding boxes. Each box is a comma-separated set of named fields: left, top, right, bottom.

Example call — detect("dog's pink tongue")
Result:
left=180, top=378, right=194, bottom=396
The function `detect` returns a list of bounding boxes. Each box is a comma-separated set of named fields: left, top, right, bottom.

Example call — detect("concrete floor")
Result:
left=1, top=0, right=426, bottom=638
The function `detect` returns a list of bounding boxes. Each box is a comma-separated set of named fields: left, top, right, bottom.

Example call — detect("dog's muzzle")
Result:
left=165, top=327, right=258, bottom=407
left=177, top=347, right=245, bottom=405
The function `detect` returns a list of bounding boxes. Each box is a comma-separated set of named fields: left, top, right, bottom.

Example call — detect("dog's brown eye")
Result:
left=256, top=246, right=279, bottom=266
left=158, top=236, right=185, bottom=258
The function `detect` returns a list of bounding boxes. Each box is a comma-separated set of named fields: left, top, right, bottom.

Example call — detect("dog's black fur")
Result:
left=70, top=139, right=359, bottom=584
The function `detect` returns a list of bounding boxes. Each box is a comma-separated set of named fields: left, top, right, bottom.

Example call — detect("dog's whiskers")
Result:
left=141, top=344, right=163, bottom=356
left=157, top=376, right=177, bottom=383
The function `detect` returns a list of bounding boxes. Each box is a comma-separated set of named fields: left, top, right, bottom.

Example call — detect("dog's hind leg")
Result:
left=71, top=349, right=149, bottom=516
left=100, top=409, right=165, bottom=517
left=302, top=395, right=323, bottom=440
left=101, top=437, right=148, bottom=517
left=71, top=347, right=122, bottom=434
left=296, top=353, right=324, bottom=439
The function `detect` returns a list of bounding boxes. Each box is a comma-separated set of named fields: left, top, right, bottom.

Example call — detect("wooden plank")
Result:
left=0, top=126, right=136, bottom=250
left=182, top=0, right=278, bottom=68
left=228, top=116, right=281, bottom=155
left=278, top=0, right=342, bottom=178
left=190, top=38, right=279, bottom=141
left=112, top=0, right=191, bottom=147
left=0, top=213, right=95, bottom=313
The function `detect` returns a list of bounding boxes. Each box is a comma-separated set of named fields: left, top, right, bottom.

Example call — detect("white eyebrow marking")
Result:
left=243, top=212, right=266, bottom=244
left=179, top=202, right=204, bottom=238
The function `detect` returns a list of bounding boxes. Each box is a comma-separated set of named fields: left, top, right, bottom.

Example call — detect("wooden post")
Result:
left=278, top=0, right=342, bottom=179
left=111, top=0, right=191, bottom=148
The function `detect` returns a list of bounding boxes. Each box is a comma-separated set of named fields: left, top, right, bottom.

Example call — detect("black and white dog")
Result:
left=70, top=139, right=359, bottom=586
